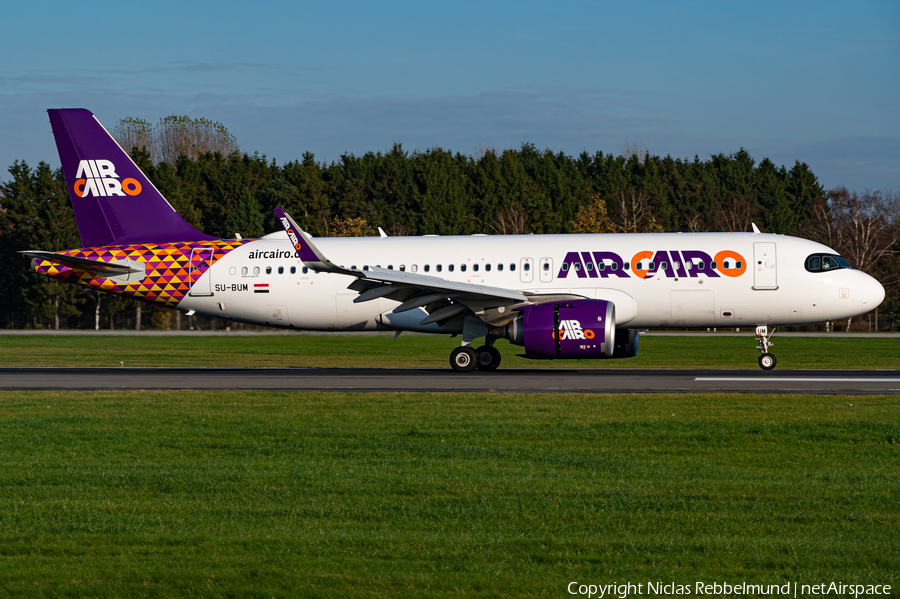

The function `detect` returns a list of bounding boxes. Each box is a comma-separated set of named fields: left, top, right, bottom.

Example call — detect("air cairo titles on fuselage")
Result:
left=557, top=249, right=746, bottom=279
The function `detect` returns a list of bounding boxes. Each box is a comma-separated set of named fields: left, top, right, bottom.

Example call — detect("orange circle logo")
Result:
left=73, top=179, right=86, bottom=197
left=631, top=251, right=653, bottom=279
left=121, top=178, right=142, bottom=196
left=584, top=329, right=595, bottom=339
left=715, top=250, right=747, bottom=277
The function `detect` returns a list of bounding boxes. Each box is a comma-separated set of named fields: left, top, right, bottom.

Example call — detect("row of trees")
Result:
left=0, top=115, right=896, bottom=329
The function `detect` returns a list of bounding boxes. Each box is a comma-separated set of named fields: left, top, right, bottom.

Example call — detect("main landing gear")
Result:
left=449, top=314, right=501, bottom=372
left=755, top=325, right=777, bottom=370
left=449, top=344, right=501, bottom=372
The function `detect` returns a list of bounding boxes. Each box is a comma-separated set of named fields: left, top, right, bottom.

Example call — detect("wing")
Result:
left=274, top=209, right=530, bottom=326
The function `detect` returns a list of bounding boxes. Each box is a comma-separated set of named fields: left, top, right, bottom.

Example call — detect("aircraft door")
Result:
left=188, top=248, right=214, bottom=297
left=753, top=242, right=777, bottom=290
left=519, top=257, right=534, bottom=284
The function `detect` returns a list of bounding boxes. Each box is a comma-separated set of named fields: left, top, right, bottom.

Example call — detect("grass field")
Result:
left=0, top=390, right=897, bottom=597
left=0, top=333, right=898, bottom=369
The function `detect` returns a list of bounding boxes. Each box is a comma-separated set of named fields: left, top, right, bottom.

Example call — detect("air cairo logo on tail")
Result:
left=73, top=160, right=141, bottom=198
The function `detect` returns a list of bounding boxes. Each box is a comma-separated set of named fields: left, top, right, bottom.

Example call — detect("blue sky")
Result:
left=2, top=0, right=897, bottom=192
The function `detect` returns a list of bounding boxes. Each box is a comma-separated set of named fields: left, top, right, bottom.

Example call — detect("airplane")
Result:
left=21, top=108, right=886, bottom=371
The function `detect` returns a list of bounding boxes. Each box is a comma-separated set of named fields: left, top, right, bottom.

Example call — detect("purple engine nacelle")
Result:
left=500, top=300, right=616, bottom=359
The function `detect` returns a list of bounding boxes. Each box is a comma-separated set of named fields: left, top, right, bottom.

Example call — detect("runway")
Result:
left=2, top=367, right=899, bottom=394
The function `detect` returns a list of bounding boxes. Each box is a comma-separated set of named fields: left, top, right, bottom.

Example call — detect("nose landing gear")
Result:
left=756, top=325, right=777, bottom=370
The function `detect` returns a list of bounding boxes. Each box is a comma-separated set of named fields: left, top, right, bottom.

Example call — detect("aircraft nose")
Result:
left=860, top=272, right=885, bottom=310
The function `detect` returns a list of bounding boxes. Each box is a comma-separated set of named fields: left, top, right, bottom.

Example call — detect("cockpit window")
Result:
left=805, top=253, right=852, bottom=273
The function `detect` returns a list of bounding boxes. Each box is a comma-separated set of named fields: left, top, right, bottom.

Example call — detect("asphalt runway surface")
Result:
left=2, top=367, right=899, bottom=394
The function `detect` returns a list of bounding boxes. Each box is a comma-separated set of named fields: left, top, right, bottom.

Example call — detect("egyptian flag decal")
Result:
left=254, top=283, right=270, bottom=294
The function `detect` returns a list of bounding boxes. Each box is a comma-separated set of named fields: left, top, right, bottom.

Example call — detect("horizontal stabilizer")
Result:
left=20, top=250, right=145, bottom=279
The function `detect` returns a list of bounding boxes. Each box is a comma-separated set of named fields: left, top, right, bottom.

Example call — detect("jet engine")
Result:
left=496, top=299, right=616, bottom=359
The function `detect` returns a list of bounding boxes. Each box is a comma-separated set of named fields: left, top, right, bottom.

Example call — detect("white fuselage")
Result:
left=178, top=231, right=884, bottom=331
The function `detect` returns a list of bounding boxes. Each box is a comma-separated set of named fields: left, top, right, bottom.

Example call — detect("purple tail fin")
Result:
left=48, top=108, right=216, bottom=247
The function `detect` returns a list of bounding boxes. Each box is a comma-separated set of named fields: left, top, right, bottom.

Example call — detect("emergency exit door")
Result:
left=753, top=242, right=777, bottom=290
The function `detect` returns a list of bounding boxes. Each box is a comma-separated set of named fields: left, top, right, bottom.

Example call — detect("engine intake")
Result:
left=498, top=299, right=616, bottom=359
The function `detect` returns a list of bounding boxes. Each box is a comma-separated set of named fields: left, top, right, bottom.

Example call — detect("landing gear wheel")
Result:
left=475, top=346, right=502, bottom=371
left=450, top=346, right=477, bottom=372
left=758, top=353, right=777, bottom=370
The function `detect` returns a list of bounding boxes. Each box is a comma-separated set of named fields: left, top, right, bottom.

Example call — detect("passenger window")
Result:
left=649, top=262, right=655, bottom=270
left=524, top=263, right=531, bottom=272
left=278, top=266, right=284, bottom=274
left=399, top=265, right=406, bottom=272
left=448, top=264, right=454, bottom=272
left=723, top=260, right=730, bottom=269
left=302, top=267, right=309, bottom=274
left=241, top=266, right=248, bottom=275
left=736, top=261, right=742, bottom=269
left=229, top=266, right=236, bottom=276
left=573, top=262, right=581, bottom=272
left=437, top=265, right=443, bottom=272
left=461, top=264, right=466, bottom=272
left=266, top=266, right=272, bottom=274
left=253, top=266, right=260, bottom=275
left=388, top=265, right=393, bottom=270
left=597, top=262, right=605, bottom=271
left=586, top=262, right=594, bottom=271
left=424, top=265, right=430, bottom=272
left=485, top=264, right=491, bottom=272
left=411, top=265, right=417, bottom=273
left=611, top=263, right=618, bottom=271
left=290, top=266, right=296, bottom=274
left=498, top=264, right=503, bottom=271
left=473, top=264, right=479, bottom=272
left=624, top=262, right=630, bottom=270
left=711, top=261, right=717, bottom=270
left=510, top=264, right=516, bottom=271
left=661, top=262, right=668, bottom=270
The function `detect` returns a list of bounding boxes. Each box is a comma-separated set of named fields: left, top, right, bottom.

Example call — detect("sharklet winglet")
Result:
left=273, top=209, right=361, bottom=278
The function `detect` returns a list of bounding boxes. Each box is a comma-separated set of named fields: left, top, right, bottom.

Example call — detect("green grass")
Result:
left=0, top=333, right=898, bottom=369
left=0, top=390, right=897, bottom=597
